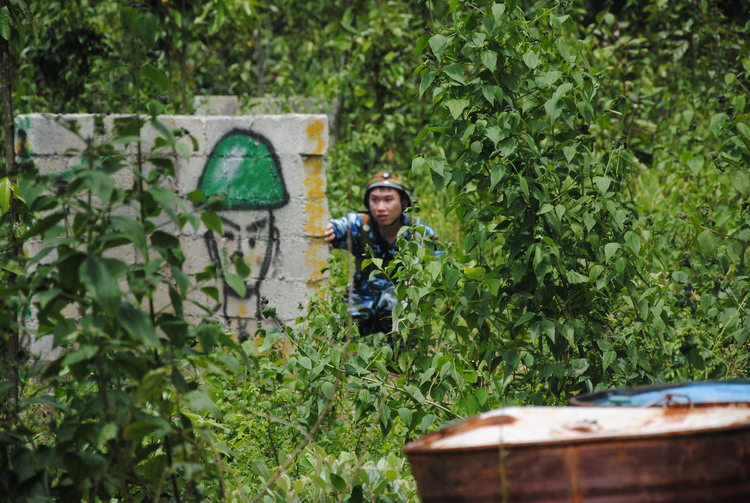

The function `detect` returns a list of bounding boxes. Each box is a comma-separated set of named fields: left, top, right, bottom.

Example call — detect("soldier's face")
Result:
left=368, top=188, right=403, bottom=227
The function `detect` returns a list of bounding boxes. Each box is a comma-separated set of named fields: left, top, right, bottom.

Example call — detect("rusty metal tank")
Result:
left=570, top=379, right=750, bottom=407
left=403, top=405, right=750, bottom=502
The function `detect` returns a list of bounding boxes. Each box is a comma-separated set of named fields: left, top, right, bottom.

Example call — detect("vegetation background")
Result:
left=1, top=0, right=749, bottom=501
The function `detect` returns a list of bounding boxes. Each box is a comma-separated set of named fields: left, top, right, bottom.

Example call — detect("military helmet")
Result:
left=363, top=171, right=412, bottom=209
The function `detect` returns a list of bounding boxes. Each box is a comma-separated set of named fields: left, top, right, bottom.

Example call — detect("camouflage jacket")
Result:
left=328, top=211, right=439, bottom=296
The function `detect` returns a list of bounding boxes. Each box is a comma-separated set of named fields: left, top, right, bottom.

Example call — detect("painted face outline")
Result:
left=205, top=210, right=278, bottom=306
left=198, top=128, right=289, bottom=327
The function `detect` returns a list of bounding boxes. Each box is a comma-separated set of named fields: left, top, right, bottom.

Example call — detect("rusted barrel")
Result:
left=403, top=406, right=750, bottom=502
left=570, top=379, right=750, bottom=407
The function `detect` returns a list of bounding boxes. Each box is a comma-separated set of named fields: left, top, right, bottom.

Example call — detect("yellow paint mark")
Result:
left=305, top=245, right=327, bottom=284
left=238, top=304, right=249, bottom=317
left=303, top=158, right=329, bottom=284
left=306, top=119, right=326, bottom=155
left=15, top=140, right=29, bottom=155
left=303, top=158, right=326, bottom=235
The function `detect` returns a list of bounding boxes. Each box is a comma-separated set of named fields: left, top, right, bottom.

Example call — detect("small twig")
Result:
left=361, top=375, right=459, bottom=418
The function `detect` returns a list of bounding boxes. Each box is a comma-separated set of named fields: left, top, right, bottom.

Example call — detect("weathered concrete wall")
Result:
left=192, top=96, right=339, bottom=138
left=15, top=113, right=330, bottom=345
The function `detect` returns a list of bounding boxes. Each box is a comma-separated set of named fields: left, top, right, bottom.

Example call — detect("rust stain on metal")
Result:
left=404, top=406, right=750, bottom=502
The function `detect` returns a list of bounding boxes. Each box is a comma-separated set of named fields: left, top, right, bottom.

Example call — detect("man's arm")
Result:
left=325, top=213, right=361, bottom=250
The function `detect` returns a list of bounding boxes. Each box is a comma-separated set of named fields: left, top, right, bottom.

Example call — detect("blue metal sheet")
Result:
left=571, top=379, right=750, bottom=407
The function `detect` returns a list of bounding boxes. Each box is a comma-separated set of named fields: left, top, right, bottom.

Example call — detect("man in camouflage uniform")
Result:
left=324, top=171, right=438, bottom=335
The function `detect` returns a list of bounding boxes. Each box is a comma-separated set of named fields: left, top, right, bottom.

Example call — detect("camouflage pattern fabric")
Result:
left=329, top=211, right=438, bottom=334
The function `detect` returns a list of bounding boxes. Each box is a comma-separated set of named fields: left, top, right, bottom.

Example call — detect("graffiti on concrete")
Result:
left=15, top=117, right=32, bottom=160
left=199, top=130, right=289, bottom=326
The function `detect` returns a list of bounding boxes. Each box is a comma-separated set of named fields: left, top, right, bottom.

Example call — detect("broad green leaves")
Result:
left=407, top=0, right=657, bottom=398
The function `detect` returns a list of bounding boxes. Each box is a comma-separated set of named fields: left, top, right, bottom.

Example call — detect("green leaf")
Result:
left=406, top=385, right=426, bottom=404
left=321, top=381, right=334, bottom=398
left=518, top=175, right=529, bottom=199
left=737, top=122, right=750, bottom=144
left=117, top=303, right=161, bottom=349
left=22, top=395, right=70, bottom=414
left=485, top=126, right=507, bottom=146
left=141, top=65, right=170, bottom=92
left=443, top=63, right=465, bottom=84
left=202, top=286, right=219, bottom=302
left=731, top=170, right=750, bottom=196
left=224, top=273, right=247, bottom=298
left=566, top=270, right=588, bottom=284
left=420, top=413, right=436, bottom=431
left=563, top=145, right=576, bottom=162
left=79, top=257, right=125, bottom=312
left=482, top=86, right=496, bottom=105
left=541, top=70, right=561, bottom=87
left=491, top=4, right=506, bottom=25
left=330, top=473, right=347, bottom=491
left=544, top=98, right=562, bottom=122
left=0, top=7, right=10, bottom=41
left=149, top=186, right=184, bottom=221
left=61, top=345, right=97, bottom=366
left=110, top=216, right=147, bottom=259
left=604, top=243, right=620, bottom=262
left=429, top=34, right=448, bottom=58
left=602, top=350, right=616, bottom=372
left=201, top=211, right=223, bottom=234
left=697, top=229, right=717, bottom=258
left=463, top=266, right=486, bottom=280
left=625, top=231, right=641, bottom=255
left=150, top=118, right=175, bottom=145
left=124, top=418, right=170, bottom=441
left=147, top=100, right=165, bottom=117
left=0, top=177, right=10, bottom=213
left=445, top=99, right=470, bottom=119
left=419, top=70, right=436, bottom=97
left=709, top=113, right=728, bottom=138
left=556, top=38, right=573, bottom=63
left=186, top=389, right=220, bottom=416
left=523, top=50, right=540, bottom=69
left=570, top=358, right=589, bottom=377
left=135, top=11, right=159, bottom=50
left=97, top=422, right=119, bottom=449
left=379, top=404, right=393, bottom=435
left=499, top=138, right=518, bottom=156
left=513, top=311, right=535, bottom=329
left=481, top=50, right=498, bottom=72
left=82, top=170, right=115, bottom=205
left=444, top=268, right=460, bottom=291
left=490, top=164, right=505, bottom=189
left=298, top=356, right=312, bottom=371
left=594, top=176, right=611, bottom=194
left=537, top=203, right=554, bottom=215
left=398, top=407, right=413, bottom=427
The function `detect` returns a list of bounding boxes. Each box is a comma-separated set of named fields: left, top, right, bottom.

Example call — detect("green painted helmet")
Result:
left=199, top=130, right=289, bottom=210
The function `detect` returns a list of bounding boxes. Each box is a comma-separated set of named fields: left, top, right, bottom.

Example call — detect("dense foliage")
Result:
left=1, top=0, right=748, bottom=501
